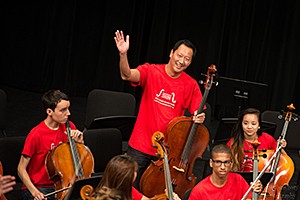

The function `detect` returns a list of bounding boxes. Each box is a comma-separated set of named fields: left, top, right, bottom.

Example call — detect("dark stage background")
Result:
left=1, top=0, right=300, bottom=132
left=1, top=1, right=300, bottom=199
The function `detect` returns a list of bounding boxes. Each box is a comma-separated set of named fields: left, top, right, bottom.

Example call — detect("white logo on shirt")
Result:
left=50, top=143, right=55, bottom=150
left=50, top=141, right=63, bottom=150
left=155, top=89, right=176, bottom=109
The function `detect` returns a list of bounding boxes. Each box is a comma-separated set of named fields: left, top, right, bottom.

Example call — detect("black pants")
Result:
left=127, top=146, right=157, bottom=190
left=21, top=188, right=55, bottom=200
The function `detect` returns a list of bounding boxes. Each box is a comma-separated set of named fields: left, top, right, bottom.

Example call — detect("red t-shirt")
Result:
left=227, top=132, right=277, bottom=171
left=21, top=121, right=76, bottom=188
left=189, top=172, right=251, bottom=200
left=129, top=63, right=202, bottom=156
left=132, top=187, right=143, bottom=200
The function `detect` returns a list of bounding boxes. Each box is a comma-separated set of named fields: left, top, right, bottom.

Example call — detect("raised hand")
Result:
left=114, top=30, right=130, bottom=55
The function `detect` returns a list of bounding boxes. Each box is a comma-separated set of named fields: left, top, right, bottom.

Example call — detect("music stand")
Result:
left=215, top=76, right=269, bottom=118
left=88, top=116, right=136, bottom=141
left=213, top=117, right=237, bottom=145
left=64, top=175, right=102, bottom=200
left=237, top=171, right=274, bottom=188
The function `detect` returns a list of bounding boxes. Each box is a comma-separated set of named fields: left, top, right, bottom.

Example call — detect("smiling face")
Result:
left=167, top=44, right=193, bottom=77
left=242, top=113, right=260, bottom=140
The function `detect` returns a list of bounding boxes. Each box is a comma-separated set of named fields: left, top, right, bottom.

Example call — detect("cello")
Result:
left=150, top=131, right=174, bottom=200
left=258, top=104, right=296, bottom=200
left=140, top=64, right=217, bottom=198
left=79, top=132, right=173, bottom=200
left=252, top=139, right=261, bottom=200
left=45, top=120, right=94, bottom=199
left=80, top=185, right=96, bottom=200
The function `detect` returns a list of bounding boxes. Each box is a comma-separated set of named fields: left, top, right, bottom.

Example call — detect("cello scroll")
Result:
left=80, top=185, right=95, bottom=200
left=151, top=131, right=173, bottom=200
left=197, top=64, right=217, bottom=114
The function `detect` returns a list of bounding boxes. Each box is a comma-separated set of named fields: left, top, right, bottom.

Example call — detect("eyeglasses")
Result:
left=211, top=159, right=232, bottom=167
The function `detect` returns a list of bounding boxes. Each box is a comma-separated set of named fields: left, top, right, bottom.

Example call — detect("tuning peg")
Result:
left=199, top=80, right=205, bottom=85
left=199, top=79, right=218, bottom=86
left=292, top=114, right=298, bottom=121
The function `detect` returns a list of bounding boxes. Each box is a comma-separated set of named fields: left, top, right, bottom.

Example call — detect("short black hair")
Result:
left=173, top=39, right=197, bottom=58
left=41, top=90, right=69, bottom=111
left=211, top=144, right=232, bottom=158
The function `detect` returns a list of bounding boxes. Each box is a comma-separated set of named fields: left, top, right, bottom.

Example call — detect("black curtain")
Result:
left=1, top=0, right=300, bottom=115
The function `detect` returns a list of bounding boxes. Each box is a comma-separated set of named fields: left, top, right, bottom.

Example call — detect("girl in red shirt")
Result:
left=226, top=108, right=287, bottom=171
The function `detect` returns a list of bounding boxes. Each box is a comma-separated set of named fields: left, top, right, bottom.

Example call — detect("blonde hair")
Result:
left=96, top=186, right=122, bottom=200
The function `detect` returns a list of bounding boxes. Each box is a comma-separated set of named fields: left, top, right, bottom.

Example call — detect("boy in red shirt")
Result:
left=18, top=90, right=84, bottom=200
left=189, top=144, right=262, bottom=200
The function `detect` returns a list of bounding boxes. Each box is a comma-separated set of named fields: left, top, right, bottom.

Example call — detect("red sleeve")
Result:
left=226, top=138, right=233, bottom=147
left=268, top=134, right=278, bottom=150
left=22, top=130, right=37, bottom=157
left=260, top=132, right=277, bottom=150
left=131, top=63, right=151, bottom=87
left=132, top=187, right=143, bottom=200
